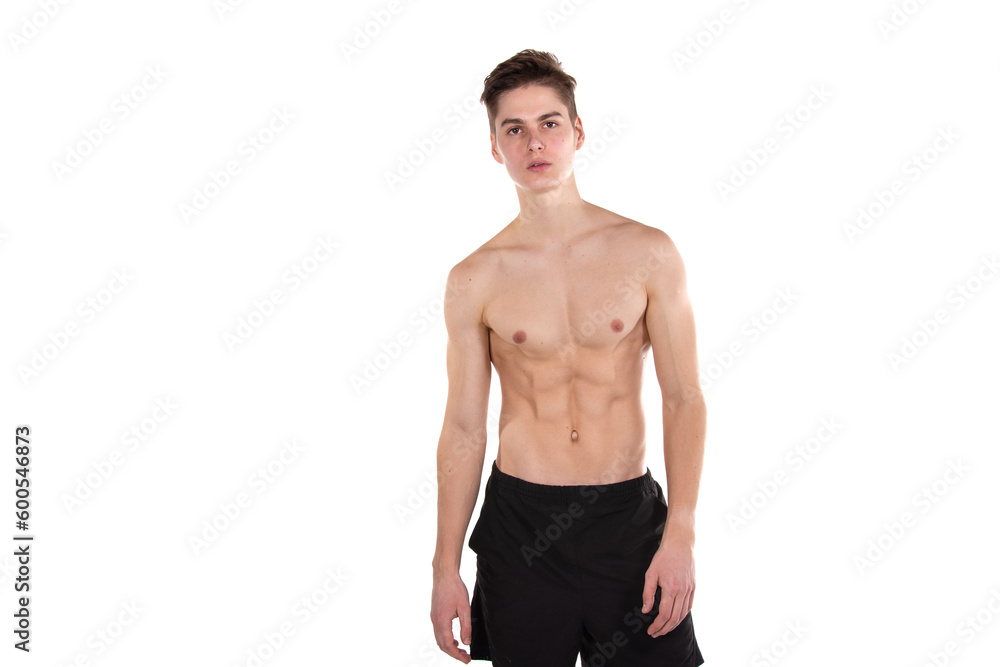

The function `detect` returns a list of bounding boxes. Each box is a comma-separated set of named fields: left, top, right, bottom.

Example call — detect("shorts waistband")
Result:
left=488, top=460, right=656, bottom=500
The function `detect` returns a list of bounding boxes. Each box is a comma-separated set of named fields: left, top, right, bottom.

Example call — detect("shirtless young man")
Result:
left=430, top=50, right=706, bottom=666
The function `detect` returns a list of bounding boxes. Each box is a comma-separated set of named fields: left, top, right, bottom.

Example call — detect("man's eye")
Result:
left=545, top=121, right=557, bottom=128
left=508, top=127, right=521, bottom=134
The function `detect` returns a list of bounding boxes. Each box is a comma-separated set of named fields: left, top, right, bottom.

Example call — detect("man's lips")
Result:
left=527, top=161, right=551, bottom=171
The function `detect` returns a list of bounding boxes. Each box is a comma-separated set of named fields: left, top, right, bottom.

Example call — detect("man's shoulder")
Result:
left=595, top=207, right=677, bottom=255
left=448, top=240, right=499, bottom=283
left=632, top=222, right=678, bottom=258
left=444, top=237, right=503, bottom=311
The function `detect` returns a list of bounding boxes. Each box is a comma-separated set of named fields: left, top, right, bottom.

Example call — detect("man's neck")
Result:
left=511, top=179, right=591, bottom=244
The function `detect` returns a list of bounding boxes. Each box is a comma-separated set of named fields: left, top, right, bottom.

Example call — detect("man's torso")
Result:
left=466, top=203, right=671, bottom=485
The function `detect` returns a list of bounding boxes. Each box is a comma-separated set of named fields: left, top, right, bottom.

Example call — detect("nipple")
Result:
left=570, top=429, right=579, bottom=442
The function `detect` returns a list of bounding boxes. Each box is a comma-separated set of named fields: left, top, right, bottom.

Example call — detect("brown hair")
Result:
left=480, top=49, right=578, bottom=138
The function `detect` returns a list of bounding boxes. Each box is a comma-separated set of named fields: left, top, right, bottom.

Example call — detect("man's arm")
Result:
left=640, top=228, right=707, bottom=638
left=430, top=260, right=492, bottom=664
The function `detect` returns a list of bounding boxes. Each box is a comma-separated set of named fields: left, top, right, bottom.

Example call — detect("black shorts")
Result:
left=468, top=460, right=704, bottom=667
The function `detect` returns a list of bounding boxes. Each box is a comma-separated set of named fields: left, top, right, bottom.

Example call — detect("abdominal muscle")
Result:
left=492, top=342, right=650, bottom=486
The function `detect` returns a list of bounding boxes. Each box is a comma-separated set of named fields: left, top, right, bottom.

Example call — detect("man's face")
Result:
left=490, top=84, right=584, bottom=192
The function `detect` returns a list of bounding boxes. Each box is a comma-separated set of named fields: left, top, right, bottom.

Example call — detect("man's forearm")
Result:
left=432, top=425, right=487, bottom=577
left=661, top=394, right=706, bottom=544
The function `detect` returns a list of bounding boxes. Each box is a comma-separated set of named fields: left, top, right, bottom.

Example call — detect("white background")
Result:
left=2, top=0, right=999, bottom=665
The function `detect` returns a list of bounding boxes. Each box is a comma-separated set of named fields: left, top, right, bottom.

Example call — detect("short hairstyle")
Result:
left=480, top=49, right=578, bottom=138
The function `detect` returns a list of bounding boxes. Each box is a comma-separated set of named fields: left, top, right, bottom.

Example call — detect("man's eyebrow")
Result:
left=500, top=112, right=564, bottom=128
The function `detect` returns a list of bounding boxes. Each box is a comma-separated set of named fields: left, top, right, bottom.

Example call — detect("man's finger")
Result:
left=670, top=592, right=692, bottom=633
left=649, top=591, right=678, bottom=637
left=449, top=642, right=472, bottom=665
left=441, top=636, right=470, bottom=663
left=681, top=590, right=693, bottom=620
left=432, top=611, right=475, bottom=664
left=641, top=571, right=657, bottom=614
left=459, top=602, right=473, bottom=646
left=433, top=613, right=461, bottom=660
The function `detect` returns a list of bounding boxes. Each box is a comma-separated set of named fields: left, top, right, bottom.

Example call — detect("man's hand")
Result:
left=641, top=535, right=695, bottom=638
left=431, top=573, right=473, bottom=663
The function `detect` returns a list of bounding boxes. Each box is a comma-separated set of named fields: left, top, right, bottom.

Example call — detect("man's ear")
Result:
left=575, top=116, right=586, bottom=150
left=490, top=134, right=503, bottom=164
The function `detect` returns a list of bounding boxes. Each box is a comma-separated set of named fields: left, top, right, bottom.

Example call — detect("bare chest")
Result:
left=483, top=256, right=649, bottom=355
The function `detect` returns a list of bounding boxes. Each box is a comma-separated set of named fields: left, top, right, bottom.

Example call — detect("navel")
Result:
left=570, top=429, right=579, bottom=442
left=611, top=318, right=624, bottom=332
left=513, top=330, right=527, bottom=344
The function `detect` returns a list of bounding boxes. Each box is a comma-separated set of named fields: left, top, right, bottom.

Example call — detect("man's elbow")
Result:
left=439, top=419, right=488, bottom=455
left=662, top=384, right=706, bottom=413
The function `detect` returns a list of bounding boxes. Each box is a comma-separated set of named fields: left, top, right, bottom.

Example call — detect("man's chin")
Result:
left=514, top=175, right=566, bottom=193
